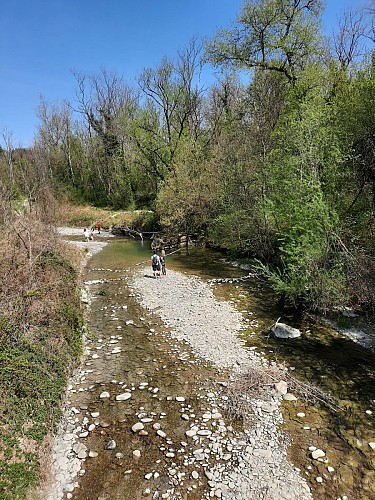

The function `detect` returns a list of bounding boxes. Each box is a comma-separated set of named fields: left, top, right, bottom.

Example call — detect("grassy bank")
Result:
left=56, top=201, right=158, bottom=232
left=0, top=216, right=83, bottom=499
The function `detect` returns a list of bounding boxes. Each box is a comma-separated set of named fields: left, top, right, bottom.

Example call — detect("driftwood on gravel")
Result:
left=224, top=363, right=342, bottom=422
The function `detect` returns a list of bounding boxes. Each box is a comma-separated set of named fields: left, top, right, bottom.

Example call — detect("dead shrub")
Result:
left=225, top=363, right=287, bottom=421
left=224, top=362, right=341, bottom=423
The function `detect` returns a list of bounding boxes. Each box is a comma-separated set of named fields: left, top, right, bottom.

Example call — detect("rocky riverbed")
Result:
left=131, top=268, right=312, bottom=500
left=39, top=238, right=315, bottom=500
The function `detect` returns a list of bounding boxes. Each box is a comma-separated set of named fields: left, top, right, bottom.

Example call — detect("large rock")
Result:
left=271, top=323, right=301, bottom=339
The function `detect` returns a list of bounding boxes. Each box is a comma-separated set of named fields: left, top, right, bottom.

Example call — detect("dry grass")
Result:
left=55, top=200, right=155, bottom=230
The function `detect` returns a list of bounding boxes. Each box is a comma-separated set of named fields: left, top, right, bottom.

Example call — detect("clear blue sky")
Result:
left=0, top=0, right=369, bottom=147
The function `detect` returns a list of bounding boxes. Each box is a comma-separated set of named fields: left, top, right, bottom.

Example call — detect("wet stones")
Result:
left=105, top=440, right=116, bottom=450
left=115, top=392, right=132, bottom=401
left=283, top=393, right=298, bottom=402
left=73, top=442, right=87, bottom=459
left=132, top=422, right=145, bottom=433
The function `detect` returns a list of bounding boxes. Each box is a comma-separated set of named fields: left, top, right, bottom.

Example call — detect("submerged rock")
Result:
left=271, top=323, right=301, bottom=339
left=105, top=440, right=116, bottom=450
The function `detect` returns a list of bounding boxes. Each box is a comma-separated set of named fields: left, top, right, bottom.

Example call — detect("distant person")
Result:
left=160, top=249, right=166, bottom=276
left=83, top=228, right=90, bottom=241
left=97, top=222, right=101, bottom=234
left=151, top=252, right=161, bottom=278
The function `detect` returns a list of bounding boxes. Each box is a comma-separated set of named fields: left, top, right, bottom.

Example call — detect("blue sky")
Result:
left=0, top=0, right=369, bottom=147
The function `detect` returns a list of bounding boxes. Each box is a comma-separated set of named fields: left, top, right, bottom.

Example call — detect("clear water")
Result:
left=67, top=238, right=375, bottom=500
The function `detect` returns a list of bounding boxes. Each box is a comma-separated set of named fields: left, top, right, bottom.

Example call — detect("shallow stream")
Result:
left=65, top=237, right=374, bottom=500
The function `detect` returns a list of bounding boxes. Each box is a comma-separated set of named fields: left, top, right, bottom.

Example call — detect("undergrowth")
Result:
left=0, top=215, right=83, bottom=499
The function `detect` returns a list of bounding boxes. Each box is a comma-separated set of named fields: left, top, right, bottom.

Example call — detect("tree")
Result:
left=36, top=97, right=76, bottom=184
left=205, top=0, right=324, bottom=84
left=138, top=39, right=205, bottom=178
left=73, top=69, right=138, bottom=207
left=1, top=128, right=15, bottom=183
left=332, top=7, right=369, bottom=71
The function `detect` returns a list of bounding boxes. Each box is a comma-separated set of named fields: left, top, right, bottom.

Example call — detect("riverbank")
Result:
left=0, top=221, right=84, bottom=500
left=131, top=267, right=312, bottom=499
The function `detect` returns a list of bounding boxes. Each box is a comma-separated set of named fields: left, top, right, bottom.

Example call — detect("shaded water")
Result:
left=158, top=246, right=375, bottom=499
left=67, top=239, right=374, bottom=499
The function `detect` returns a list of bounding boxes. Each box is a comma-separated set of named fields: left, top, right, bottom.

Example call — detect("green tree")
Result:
left=205, top=0, right=324, bottom=84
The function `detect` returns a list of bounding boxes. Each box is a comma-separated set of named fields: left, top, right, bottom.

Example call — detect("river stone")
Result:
left=105, top=440, right=116, bottom=450
left=132, top=422, right=144, bottom=432
left=157, top=430, right=166, bottom=438
left=186, top=429, right=196, bottom=438
left=271, top=323, right=301, bottom=339
left=176, top=396, right=185, bottom=402
left=89, top=450, right=98, bottom=458
left=197, top=429, right=212, bottom=436
left=368, top=442, right=375, bottom=450
left=116, top=392, right=132, bottom=401
left=283, top=393, right=297, bottom=401
left=73, top=442, right=87, bottom=457
left=100, top=391, right=110, bottom=398
left=192, top=470, right=199, bottom=479
left=274, top=380, right=288, bottom=395
left=133, top=449, right=141, bottom=458
left=297, top=412, right=306, bottom=418
left=100, top=420, right=111, bottom=428
left=311, top=449, right=325, bottom=459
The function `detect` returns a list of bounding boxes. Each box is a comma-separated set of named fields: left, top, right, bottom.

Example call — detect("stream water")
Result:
left=64, top=237, right=374, bottom=500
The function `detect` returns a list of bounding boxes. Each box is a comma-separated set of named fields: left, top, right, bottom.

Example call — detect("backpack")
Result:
left=152, top=255, right=158, bottom=265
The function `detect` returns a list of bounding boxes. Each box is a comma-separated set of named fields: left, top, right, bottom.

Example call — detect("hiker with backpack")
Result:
left=151, top=252, right=161, bottom=278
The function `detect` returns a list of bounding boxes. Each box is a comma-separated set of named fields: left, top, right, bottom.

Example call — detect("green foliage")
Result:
left=132, top=210, right=160, bottom=232
left=205, top=0, right=324, bottom=83
left=0, top=458, right=39, bottom=500
left=254, top=67, right=351, bottom=308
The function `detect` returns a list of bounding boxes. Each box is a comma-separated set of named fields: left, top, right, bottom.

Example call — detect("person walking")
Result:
left=151, top=252, right=161, bottom=278
left=160, top=249, right=166, bottom=276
